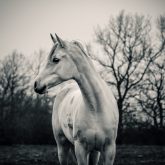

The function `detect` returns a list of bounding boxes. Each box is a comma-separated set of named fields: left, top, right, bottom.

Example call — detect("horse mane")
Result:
left=71, top=40, right=88, bottom=57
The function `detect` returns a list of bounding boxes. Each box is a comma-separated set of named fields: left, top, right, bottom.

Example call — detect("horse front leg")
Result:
left=57, top=144, right=70, bottom=165
left=75, top=142, right=100, bottom=165
left=74, top=141, right=88, bottom=165
left=56, top=136, right=72, bottom=165
left=69, top=145, right=77, bottom=164
left=102, top=142, right=116, bottom=165
left=88, top=151, right=100, bottom=165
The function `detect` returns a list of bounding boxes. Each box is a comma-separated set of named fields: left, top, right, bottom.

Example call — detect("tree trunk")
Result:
left=117, top=99, right=123, bottom=144
left=118, top=99, right=123, bottom=129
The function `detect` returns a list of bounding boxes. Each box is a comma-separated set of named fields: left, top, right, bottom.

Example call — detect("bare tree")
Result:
left=138, top=61, right=165, bottom=128
left=29, top=49, right=47, bottom=78
left=0, top=51, right=29, bottom=119
left=93, top=11, right=165, bottom=129
left=137, top=15, right=165, bottom=128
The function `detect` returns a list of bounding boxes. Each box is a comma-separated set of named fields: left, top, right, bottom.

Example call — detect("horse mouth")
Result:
left=47, top=81, right=63, bottom=91
left=34, top=77, right=64, bottom=95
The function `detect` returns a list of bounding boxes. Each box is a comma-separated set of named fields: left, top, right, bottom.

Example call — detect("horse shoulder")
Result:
left=52, top=88, right=71, bottom=139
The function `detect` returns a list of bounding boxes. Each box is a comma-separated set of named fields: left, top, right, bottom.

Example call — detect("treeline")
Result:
left=0, top=11, right=165, bottom=145
left=0, top=51, right=55, bottom=144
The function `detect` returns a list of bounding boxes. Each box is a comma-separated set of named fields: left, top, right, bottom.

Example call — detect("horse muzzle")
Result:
left=34, top=80, right=47, bottom=94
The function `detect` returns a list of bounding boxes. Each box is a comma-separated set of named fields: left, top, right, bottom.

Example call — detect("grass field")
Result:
left=0, top=145, right=165, bottom=165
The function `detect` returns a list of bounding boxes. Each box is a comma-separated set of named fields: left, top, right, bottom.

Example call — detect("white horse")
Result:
left=34, top=34, right=119, bottom=165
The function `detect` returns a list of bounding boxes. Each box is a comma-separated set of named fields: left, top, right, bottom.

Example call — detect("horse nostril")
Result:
left=34, top=81, right=37, bottom=89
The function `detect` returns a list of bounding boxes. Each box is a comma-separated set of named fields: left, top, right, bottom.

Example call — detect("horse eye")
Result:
left=52, top=57, right=60, bottom=63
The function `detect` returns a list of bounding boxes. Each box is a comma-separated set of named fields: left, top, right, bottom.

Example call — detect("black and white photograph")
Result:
left=0, top=0, right=165, bottom=164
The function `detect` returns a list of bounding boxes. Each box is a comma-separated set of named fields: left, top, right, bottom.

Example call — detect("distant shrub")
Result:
left=117, top=127, right=165, bottom=145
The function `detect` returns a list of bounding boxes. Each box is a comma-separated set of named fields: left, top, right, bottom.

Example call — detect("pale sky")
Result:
left=0, top=0, right=164, bottom=58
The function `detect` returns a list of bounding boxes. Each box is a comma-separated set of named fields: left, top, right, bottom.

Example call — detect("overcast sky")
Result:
left=0, top=0, right=164, bottom=58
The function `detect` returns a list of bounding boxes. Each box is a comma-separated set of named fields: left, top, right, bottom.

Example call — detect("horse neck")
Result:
left=72, top=54, right=110, bottom=112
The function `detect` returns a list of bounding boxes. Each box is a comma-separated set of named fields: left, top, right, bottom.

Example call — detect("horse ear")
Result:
left=55, top=33, right=65, bottom=48
left=50, top=33, right=56, bottom=44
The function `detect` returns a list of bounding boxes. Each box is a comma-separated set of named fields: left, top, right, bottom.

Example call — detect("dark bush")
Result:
left=117, top=127, right=165, bottom=145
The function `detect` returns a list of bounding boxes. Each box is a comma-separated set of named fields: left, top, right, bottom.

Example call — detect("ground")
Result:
left=0, top=145, right=165, bottom=165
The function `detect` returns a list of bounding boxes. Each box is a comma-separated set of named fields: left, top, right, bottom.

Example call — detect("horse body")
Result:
left=53, top=86, right=117, bottom=143
left=53, top=87, right=118, bottom=164
left=34, top=34, right=119, bottom=165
